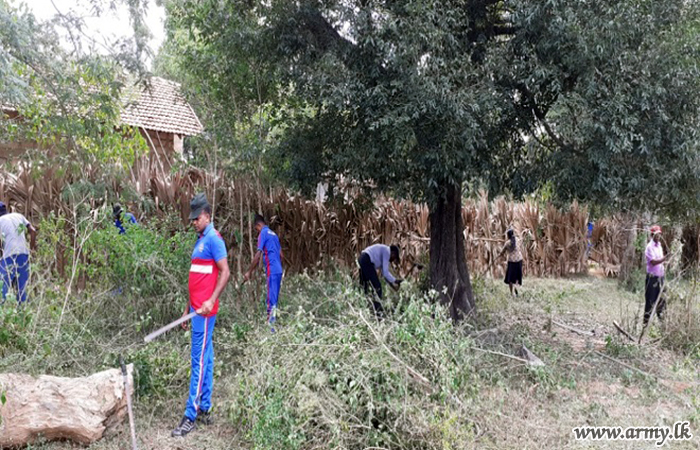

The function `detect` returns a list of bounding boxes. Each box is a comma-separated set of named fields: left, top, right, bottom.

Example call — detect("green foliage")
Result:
left=126, top=343, right=188, bottom=398
left=33, top=213, right=73, bottom=280
left=224, top=276, right=480, bottom=449
left=506, top=0, right=700, bottom=218
left=604, top=335, right=637, bottom=358
left=245, top=389, right=305, bottom=450
left=161, top=0, right=700, bottom=219
left=82, top=212, right=192, bottom=298
left=0, top=0, right=150, bottom=169
left=156, top=0, right=280, bottom=176
left=0, top=305, right=32, bottom=356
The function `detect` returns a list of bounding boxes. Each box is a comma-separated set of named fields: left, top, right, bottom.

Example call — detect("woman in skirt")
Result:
left=499, top=229, right=523, bottom=296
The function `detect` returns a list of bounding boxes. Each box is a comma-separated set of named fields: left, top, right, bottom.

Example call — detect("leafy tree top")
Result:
left=161, top=0, right=699, bottom=220
left=0, top=0, right=152, bottom=169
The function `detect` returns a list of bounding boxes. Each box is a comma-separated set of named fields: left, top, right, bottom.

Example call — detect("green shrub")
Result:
left=0, top=305, right=32, bottom=356
left=222, top=275, right=480, bottom=449
left=126, top=342, right=189, bottom=398
left=661, top=278, right=700, bottom=354
left=82, top=212, right=192, bottom=298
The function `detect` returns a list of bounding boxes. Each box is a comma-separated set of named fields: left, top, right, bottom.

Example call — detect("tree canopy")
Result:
left=164, top=0, right=700, bottom=317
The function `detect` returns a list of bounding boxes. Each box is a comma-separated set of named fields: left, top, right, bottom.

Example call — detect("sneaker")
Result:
left=197, top=410, right=213, bottom=426
left=171, top=417, right=196, bottom=437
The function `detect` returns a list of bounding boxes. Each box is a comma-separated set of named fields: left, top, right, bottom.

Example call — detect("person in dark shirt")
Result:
left=113, top=203, right=137, bottom=234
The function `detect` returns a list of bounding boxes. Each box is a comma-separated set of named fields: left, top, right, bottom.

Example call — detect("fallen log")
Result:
left=0, top=365, right=134, bottom=448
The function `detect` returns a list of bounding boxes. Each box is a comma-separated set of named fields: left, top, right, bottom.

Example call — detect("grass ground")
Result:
left=1, top=271, right=698, bottom=449
left=469, top=274, right=698, bottom=449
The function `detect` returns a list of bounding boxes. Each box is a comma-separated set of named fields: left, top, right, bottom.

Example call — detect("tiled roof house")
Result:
left=121, top=77, right=203, bottom=157
left=0, top=77, right=203, bottom=162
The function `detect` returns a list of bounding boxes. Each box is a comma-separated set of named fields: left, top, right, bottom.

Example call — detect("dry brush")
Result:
left=0, top=162, right=634, bottom=280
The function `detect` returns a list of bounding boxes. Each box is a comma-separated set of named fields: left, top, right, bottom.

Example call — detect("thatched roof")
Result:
left=120, top=77, right=203, bottom=136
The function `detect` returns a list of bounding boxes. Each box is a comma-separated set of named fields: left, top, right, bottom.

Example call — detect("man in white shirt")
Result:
left=0, top=202, right=37, bottom=305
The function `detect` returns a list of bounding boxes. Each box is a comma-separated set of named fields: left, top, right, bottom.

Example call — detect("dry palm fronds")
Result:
left=0, top=160, right=640, bottom=280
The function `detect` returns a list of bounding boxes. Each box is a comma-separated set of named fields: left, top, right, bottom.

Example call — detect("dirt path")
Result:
left=472, top=276, right=699, bottom=449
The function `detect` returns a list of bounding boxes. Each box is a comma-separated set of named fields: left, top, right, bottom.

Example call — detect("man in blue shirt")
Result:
left=244, top=214, right=283, bottom=331
left=113, top=204, right=137, bottom=234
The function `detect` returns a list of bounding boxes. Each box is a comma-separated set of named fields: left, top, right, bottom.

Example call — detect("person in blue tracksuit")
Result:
left=171, top=193, right=230, bottom=438
left=0, top=201, right=37, bottom=305
left=113, top=203, right=137, bottom=234
left=244, top=214, right=283, bottom=332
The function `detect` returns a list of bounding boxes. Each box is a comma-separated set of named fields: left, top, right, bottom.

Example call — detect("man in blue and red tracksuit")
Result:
left=244, top=214, right=283, bottom=332
left=172, top=193, right=230, bottom=438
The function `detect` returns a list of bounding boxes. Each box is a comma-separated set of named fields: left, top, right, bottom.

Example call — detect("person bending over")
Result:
left=358, top=244, right=402, bottom=317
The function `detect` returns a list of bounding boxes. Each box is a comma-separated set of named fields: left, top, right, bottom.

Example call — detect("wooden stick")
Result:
left=593, top=351, right=656, bottom=380
left=119, top=355, right=138, bottom=450
left=469, top=346, right=530, bottom=364
left=552, top=320, right=595, bottom=337
left=144, top=312, right=196, bottom=343
left=612, top=320, right=636, bottom=342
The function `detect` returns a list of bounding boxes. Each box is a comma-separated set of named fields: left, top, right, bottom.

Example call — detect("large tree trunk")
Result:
left=429, top=182, right=475, bottom=321
left=681, top=223, right=700, bottom=276
left=0, top=365, right=134, bottom=448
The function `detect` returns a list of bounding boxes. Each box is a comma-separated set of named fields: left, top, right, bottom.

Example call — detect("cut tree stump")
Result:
left=0, top=365, right=134, bottom=448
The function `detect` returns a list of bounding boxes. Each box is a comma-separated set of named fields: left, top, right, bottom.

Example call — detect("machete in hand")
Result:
left=144, top=312, right=197, bottom=343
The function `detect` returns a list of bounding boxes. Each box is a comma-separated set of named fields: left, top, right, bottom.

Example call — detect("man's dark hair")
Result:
left=203, top=204, right=212, bottom=216
left=390, top=245, right=400, bottom=260
left=254, top=214, right=266, bottom=225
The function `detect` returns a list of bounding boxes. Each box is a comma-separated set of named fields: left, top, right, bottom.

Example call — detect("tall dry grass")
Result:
left=0, top=161, right=631, bottom=280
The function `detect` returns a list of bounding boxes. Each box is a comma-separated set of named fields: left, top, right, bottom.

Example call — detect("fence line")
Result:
left=0, top=163, right=628, bottom=279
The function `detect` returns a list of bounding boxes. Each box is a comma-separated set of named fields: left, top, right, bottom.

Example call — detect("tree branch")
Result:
left=514, top=82, right=572, bottom=152
left=534, top=111, right=569, bottom=150
left=493, top=26, right=517, bottom=36
left=296, top=6, right=355, bottom=55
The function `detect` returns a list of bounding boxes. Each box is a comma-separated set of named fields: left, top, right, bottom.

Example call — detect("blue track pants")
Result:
left=267, top=274, right=282, bottom=324
left=0, top=253, right=30, bottom=304
left=184, top=309, right=216, bottom=420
